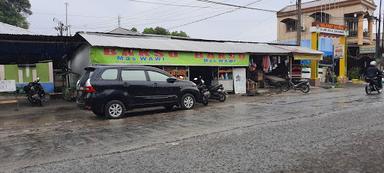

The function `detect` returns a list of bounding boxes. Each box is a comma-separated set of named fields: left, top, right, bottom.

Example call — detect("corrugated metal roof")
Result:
left=109, top=27, right=142, bottom=35
left=275, top=45, right=324, bottom=55
left=0, top=22, right=33, bottom=35
left=279, top=0, right=349, bottom=13
left=78, top=32, right=293, bottom=54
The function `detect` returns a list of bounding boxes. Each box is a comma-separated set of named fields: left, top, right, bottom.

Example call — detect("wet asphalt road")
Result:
left=1, top=86, right=384, bottom=172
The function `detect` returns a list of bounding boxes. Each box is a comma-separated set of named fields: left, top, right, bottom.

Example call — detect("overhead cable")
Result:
left=127, top=0, right=212, bottom=8
left=196, top=0, right=277, bottom=13
left=168, top=0, right=265, bottom=30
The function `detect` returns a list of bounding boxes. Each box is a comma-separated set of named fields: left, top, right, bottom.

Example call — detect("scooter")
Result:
left=193, top=77, right=210, bottom=106
left=23, top=78, right=46, bottom=106
left=208, top=84, right=227, bottom=102
left=365, top=76, right=382, bottom=95
left=281, top=77, right=311, bottom=93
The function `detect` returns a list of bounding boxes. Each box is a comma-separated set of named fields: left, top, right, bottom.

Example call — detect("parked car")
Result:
left=77, top=65, right=201, bottom=119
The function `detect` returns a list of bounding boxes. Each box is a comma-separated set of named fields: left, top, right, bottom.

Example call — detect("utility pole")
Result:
left=65, top=2, right=69, bottom=36
left=377, top=0, right=382, bottom=59
left=296, top=0, right=302, bottom=46
left=118, top=15, right=121, bottom=28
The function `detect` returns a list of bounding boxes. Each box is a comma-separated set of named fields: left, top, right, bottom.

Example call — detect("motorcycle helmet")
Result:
left=370, top=61, right=377, bottom=66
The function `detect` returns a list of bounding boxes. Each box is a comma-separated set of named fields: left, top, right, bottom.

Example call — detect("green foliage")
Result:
left=143, top=27, right=169, bottom=35
left=171, top=31, right=189, bottom=37
left=0, top=0, right=32, bottom=29
left=130, top=27, right=138, bottom=32
left=348, top=67, right=361, bottom=79
left=142, top=26, right=188, bottom=37
left=143, top=27, right=154, bottom=34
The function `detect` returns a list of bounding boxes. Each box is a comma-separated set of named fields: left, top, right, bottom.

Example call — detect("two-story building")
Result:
left=277, top=0, right=376, bottom=84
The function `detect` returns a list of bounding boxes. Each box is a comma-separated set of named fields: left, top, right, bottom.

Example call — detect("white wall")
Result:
left=0, top=65, right=4, bottom=80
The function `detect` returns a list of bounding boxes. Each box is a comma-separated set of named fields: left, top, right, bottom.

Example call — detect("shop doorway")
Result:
left=189, top=66, right=218, bottom=86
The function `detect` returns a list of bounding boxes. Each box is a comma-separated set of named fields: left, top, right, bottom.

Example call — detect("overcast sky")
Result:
left=27, top=0, right=380, bottom=42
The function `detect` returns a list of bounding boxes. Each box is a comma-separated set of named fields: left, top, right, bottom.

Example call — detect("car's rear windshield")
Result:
left=78, top=68, right=95, bottom=86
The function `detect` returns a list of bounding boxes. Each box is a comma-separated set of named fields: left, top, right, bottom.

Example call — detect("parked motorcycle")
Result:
left=365, top=76, right=382, bottom=95
left=264, top=75, right=287, bottom=92
left=193, top=77, right=210, bottom=106
left=208, top=83, right=227, bottom=102
left=281, top=78, right=311, bottom=93
left=24, top=78, right=46, bottom=106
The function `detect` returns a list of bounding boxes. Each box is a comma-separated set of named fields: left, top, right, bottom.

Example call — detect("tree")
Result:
left=171, top=31, right=189, bottom=37
left=130, top=27, right=138, bottom=32
left=143, top=27, right=155, bottom=34
left=142, top=26, right=188, bottom=37
left=0, top=0, right=32, bottom=29
left=143, top=26, right=170, bottom=35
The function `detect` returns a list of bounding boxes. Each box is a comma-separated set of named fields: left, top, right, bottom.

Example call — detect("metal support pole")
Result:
left=377, top=0, right=382, bottom=59
left=118, top=15, right=121, bottom=28
left=15, top=91, right=19, bottom=111
left=296, top=0, right=302, bottom=46
left=332, top=57, right=335, bottom=88
left=65, top=2, right=69, bottom=36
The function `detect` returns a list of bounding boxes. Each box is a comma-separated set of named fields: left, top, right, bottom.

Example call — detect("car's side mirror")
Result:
left=167, top=77, right=177, bottom=83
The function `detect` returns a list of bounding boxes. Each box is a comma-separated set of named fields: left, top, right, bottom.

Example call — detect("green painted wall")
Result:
left=4, top=63, right=50, bottom=83
left=36, top=63, right=49, bottom=82
left=4, top=65, right=18, bottom=82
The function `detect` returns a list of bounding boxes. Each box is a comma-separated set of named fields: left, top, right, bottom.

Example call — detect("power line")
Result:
left=196, top=0, right=276, bottom=13
left=32, top=11, right=117, bottom=19
left=168, top=0, right=264, bottom=30
left=128, top=10, right=229, bottom=27
left=120, top=7, right=229, bottom=26
left=127, top=0, right=214, bottom=8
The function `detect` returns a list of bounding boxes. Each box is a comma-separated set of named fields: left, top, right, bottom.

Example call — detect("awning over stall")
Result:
left=274, top=45, right=324, bottom=61
left=78, top=32, right=292, bottom=54
left=292, top=53, right=323, bottom=60
left=77, top=32, right=323, bottom=58
left=0, top=34, right=83, bottom=65
left=280, top=46, right=324, bottom=61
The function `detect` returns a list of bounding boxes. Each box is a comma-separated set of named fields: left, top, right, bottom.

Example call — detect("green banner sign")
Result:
left=90, top=47, right=249, bottom=66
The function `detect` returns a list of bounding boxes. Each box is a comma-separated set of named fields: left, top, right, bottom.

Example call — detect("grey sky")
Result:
left=27, top=0, right=380, bottom=42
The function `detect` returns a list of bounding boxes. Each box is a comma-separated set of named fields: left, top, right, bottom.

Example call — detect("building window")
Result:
left=310, top=12, right=330, bottom=23
left=281, top=18, right=297, bottom=32
left=347, top=21, right=358, bottom=37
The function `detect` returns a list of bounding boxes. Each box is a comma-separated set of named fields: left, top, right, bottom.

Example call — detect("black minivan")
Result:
left=77, top=65, right=201, bottom=119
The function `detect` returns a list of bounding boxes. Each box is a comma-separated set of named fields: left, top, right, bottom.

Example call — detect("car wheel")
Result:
left=104, top=100, right=126, bottom=119
left=180, top=93, right=195, bottom=110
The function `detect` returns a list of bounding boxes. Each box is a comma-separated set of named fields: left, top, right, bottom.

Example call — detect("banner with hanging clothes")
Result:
left=263, top=56, right=271, bottom=73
